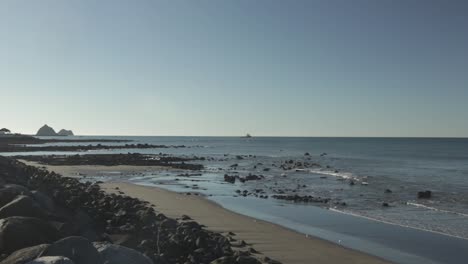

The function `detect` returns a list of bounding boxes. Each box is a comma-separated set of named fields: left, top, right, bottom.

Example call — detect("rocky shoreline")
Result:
left=0, top=156, right=280, bottom=264
left=0, top=135, right=129, bottom=145
left=0, top=144, right=190, bottom=153
left=14, top=153, right=205, bottom=171
left=0, top=134, right=190, bottom=153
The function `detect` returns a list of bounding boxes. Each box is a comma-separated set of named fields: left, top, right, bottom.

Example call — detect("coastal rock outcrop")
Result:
left=57, top=130, right=74, bottom=136
left=36, top=126, right=74, bottom=137
left=35, top=125, right=57, bottom=137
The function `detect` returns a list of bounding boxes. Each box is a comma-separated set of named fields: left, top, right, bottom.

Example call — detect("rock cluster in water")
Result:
left=271, top=194, right=330, bottom=204
left=0, top=156, right=280, bottom=264
left=224, top=174, right=265, bottom=184
left=417, top=190, right=432, bottom=199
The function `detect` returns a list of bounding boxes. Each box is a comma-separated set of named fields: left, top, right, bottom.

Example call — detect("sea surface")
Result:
left=4, top=136, right=468, bottom=263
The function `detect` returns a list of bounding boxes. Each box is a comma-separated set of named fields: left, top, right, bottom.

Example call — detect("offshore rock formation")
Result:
left=36, top=125, right=57, bottom=136
left=36, top=125, right=74, bottom=137
left=57, top=129, right=74, bottom=136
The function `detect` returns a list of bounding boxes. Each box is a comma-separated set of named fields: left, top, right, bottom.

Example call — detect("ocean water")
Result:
left=5, top=136, right=468, bottom=263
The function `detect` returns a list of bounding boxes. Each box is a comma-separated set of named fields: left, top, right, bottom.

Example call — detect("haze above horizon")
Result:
left=1, top=0, right=467, bottom=137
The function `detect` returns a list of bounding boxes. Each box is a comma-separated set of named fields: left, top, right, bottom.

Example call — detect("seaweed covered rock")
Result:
left=0, top=185, right=31, bottom=208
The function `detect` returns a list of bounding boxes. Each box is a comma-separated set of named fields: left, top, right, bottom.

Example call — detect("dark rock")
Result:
left=271, top=195, right=329, bottom=204
left=0, top=195, right=45, bottom=219
left=93, top=242, right=153, bottom=264
left=210, top=256, right=236, bottom=264
left=236, top=256, right=261, bottom=264
left=243, top=175, right=264, bottom=182
left=40, top=236, right=102, bottom=264
left=160, top=218, right=178, bottom=229
left=0, top=185, right=31, bottom=208
left=417, top=190, right=432, bottom=199
left=0, top=244, right=49, bottom=264
left=59, top=210, right=97, bottom=241
left=0, top=217, right=59, bottom=254
left=263, top=256, right=282, bottom=264
left=382, top=202, right=390, bottom=207
left=224, top=175, right=236, bottom=184
left=180, top=215, right=191, bottom=221
left=248, top=247, right=259, bottom=254
left=31, top=191, right=55, bottom=212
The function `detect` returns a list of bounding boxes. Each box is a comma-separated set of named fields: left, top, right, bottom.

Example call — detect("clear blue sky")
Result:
left=1, top=0, right=467, bottom=137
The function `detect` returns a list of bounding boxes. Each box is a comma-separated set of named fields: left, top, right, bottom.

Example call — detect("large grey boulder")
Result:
left=31, top=191, right=55, bottom=212
left=0, top=185, right=31, bottom=208
left=26, top=257, right=74, bottom=264
left=93, top=242, right=153, bottom=264
left=0, top=244, right=50, bottom=264
left=58, top=210, right=97, bottom=241
left=0, top=195, right=45, bottom=219
left=0, top=217, right=59, bottom=254
left=40, top=237, right=101, bottom=264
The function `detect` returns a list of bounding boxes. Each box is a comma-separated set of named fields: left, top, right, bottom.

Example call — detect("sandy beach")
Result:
left=18, top=161, right=388, bottom=263
left=101, top=181, right=388, bottom=264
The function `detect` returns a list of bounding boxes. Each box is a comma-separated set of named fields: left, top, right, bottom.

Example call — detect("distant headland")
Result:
left=36, top=124, right=74, bottom=136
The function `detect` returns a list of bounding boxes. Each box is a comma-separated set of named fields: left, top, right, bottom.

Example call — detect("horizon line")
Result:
left=27, top=134, right=468, bottom=139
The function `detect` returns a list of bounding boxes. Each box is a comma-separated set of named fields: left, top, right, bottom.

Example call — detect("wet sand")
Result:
left=101, top=182, right=388, bottom=264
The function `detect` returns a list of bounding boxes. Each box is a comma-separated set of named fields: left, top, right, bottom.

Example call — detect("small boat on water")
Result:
left=242, top=133, right=252, bottom=138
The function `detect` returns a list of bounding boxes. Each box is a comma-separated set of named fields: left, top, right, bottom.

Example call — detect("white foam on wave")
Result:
left=328, top=207, right=468, bottom=241
left=309, top=169, right=357, bottom=180
left=406, top=202, right=468, bottom=217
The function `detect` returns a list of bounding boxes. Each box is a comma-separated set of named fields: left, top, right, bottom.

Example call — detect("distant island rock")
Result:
left=57, top=129, right=74, bottom=136
left=36, top=124, right=57, bottom=136
left=36, top=125, right=74, bottom=136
